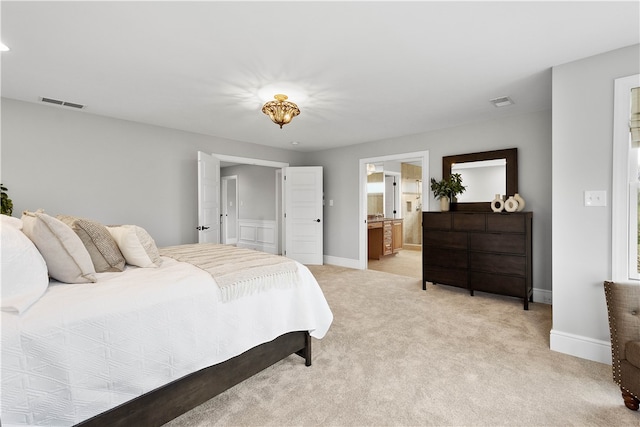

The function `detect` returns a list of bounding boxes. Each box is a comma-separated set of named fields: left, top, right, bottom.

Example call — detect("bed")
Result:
left=1, top=211, right=333, bottom=426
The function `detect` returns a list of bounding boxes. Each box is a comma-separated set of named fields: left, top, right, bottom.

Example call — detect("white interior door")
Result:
left=197, top=151, right=220, bottom=244
left=283, top=166, right=323, bottom=265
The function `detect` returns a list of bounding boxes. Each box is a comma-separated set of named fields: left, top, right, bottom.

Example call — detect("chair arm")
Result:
left=604, top=281, right=640, bottom=383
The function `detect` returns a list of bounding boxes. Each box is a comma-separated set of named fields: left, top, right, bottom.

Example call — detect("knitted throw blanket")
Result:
left=160, top=243, right=299, bottom=302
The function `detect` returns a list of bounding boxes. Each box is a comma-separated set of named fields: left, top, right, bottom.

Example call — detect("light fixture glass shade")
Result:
left=262, top=94, right=300, bottom=128
left=631, top=87, right=640, bottom=148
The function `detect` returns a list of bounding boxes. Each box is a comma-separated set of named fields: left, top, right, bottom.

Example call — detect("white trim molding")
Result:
left=550, top=329, right=612, bottom=365
left=323, top=255, right=361, bottom=269
left=237, top=219, right=277, bottom=254
left=612, top=73, right=640, bottom=281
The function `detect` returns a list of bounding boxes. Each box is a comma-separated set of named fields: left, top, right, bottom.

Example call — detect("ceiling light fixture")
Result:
left=262, top=94, right=300, bottom=128
left=0, top=42, right=10, bottom=52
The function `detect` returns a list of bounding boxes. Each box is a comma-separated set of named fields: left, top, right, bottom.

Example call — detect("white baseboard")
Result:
left=550, top=329, right=612, bottom=364
left=323, top=255, right=361, bottom=269
left=533, top=288, right=552, bottom=305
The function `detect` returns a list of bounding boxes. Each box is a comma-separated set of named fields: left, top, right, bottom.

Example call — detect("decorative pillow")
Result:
left=21, top=210, right=97, bottom=284
left=107, top=225, right=163, bottom=268
left=57, top=215, right=126, bottom=272
left=1, top=214, right=49, bottom=313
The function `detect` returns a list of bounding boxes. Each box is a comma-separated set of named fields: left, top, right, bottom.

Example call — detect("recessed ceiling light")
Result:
left=0, top=42, right=10, bottom=52
left=291, top=141, right=300, bottom=146
left=490, top=96, right=514, bottom=107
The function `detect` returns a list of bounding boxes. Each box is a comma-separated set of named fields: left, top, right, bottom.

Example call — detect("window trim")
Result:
left=612, top=74, right=640, bottom=281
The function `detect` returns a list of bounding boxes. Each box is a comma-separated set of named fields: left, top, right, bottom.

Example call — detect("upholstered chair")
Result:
left=604, top=280, right=640, bottom=410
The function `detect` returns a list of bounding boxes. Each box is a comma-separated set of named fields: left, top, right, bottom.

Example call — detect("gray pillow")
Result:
left=57, top=215, right=126, bottom=272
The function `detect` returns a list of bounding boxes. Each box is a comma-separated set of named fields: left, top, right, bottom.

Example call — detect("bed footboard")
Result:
left=75, top=331, right=311, bottom=427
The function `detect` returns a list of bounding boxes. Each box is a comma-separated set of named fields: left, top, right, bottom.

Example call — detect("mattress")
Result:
left=1, top=256, right=333, bottom=425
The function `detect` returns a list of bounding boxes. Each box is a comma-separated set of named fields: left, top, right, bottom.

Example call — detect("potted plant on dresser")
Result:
left=430, top=173, right=466, bottom=212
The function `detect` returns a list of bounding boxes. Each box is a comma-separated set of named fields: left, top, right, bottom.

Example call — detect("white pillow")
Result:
left=107, top=225, right=162, bottom=268
left=21, top=210, right=97, bottom=284
left=1, top=214, right=49, bottom=313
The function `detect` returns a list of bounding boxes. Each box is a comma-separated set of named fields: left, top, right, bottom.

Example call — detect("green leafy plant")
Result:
left=430, top=173, right=467, bottom=201
left=1, top=184, right=14, bottom=216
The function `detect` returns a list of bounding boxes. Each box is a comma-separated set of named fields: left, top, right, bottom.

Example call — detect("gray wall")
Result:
left=1, top=96, right=552, bottom=293
left=221, top=164, right=278, bottom=221
left=307, top=109, right=552, bottom=291
left=1, top=98, right=305, bottom=247
left=551, top=44, right=640, bottom=361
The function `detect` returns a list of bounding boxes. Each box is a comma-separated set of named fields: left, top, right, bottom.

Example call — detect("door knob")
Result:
left=196, top=226, right=210, bottom=231
left=315, top=219, right=321, bottom=223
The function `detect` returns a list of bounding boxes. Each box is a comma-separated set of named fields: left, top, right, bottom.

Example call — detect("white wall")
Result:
left=221, top=164, right=278, bottom=221
left=0, top=98, right=305, bottom=247
left=550, top=44, right=640, bottom=363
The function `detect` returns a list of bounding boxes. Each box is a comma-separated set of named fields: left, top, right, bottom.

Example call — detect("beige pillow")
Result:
left=57, top=215, right=125, bottom=272
left=107, top=225, right=162, bottom=268
left=21, top=210, right=97, bottom=284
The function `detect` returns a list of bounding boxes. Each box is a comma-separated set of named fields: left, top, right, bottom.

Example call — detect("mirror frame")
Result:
left=443, top=148, right=518, bottom=212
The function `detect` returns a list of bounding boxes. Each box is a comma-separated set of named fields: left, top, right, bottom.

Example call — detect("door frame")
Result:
left=359, top=151, right=429, bottom=270
left=212, top=154, right=289, bottom=249
left=220, top=175, right=238, bottom=244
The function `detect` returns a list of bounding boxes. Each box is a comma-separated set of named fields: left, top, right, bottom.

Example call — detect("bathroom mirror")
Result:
left=442, top=148, right=518, bottom=211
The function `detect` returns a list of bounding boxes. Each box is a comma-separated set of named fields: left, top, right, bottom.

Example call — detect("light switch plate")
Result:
left=584, top=190, right=607, bottom=207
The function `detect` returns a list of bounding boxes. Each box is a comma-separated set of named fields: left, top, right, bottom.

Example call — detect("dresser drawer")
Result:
left=423, top=247, right=467, bottom=269
left=469, top=272, right=527, bottom=298
left=422, top=212, right=452, bottom=230
left=453, top=213, right=486, bottom=231
left=486, top=214, right=526, bottom=233
left=469, top=252, right=525, bottom=276
left=424, top=230, right=467, bottom=250
left=469, top=233, right=525, bottom=254
left=424, top=267, right=468, bottom=288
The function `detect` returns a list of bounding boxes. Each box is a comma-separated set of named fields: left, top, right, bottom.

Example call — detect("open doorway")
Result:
left=359, top=151, right=429, bottom=278
left=213, top=154, right=289, bottom=254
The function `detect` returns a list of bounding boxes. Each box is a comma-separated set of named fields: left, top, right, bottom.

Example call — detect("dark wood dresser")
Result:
left=422, top=211, right=533, bottom=309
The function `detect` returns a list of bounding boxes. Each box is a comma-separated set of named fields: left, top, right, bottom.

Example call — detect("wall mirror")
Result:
left=443, top=148, right=518, bottom=211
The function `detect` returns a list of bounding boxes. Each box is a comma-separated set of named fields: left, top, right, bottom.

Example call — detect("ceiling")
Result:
left=2, top=1, right=639, bottom=152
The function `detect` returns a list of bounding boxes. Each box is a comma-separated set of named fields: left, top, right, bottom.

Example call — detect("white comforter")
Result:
left=1, top=256, right=333, bottom=426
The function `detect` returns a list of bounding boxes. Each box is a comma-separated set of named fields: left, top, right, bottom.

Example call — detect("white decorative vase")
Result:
left=514, top=193, right=526, bottom=211
left=440, top=196, right=450, bottom=212
left=491, top=194, right=504, bottom=213
left=504, top=196, right=519, bottom=212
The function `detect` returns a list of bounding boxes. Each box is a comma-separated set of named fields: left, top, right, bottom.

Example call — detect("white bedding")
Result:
left=1, top=256, right=333, bottom=426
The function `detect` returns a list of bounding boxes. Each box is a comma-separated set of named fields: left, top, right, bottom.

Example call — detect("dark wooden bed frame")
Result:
left=76, top=331, right=311, bottom=427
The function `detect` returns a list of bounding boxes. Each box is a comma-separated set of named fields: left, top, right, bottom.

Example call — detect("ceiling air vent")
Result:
left=40, top=97, right=85, bottom=109
left=489, top=96, right=514, bottom=108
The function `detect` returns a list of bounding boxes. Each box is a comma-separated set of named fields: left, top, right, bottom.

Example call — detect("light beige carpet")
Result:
left=367, top=249, right=422, bottom=279
left=165, top=265, right=639, bottom=426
